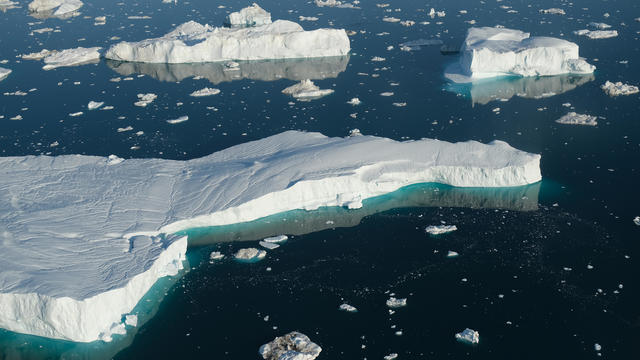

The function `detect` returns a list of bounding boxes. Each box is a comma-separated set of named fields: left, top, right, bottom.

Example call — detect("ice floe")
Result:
left=282, top=79, right=334, bottom=100
left=259, top=331, right=322, bottom=360
left=600, top=81, right=639, bottom=96
left=0, top=131, right=540, bottom=342
left=28, top=0, right=82, bottom=19
left=190, top=87, right=220, bottom=97
left=573, top=29, right=618, bottom=39
left=105, top=18, right=350, bottom=63
left=386, top=297, right=407, bottom=308
left=42, top=47, right=102, bottom=70
left=555, top=112, right=598, bottom=126
left=0, top=67, right=10, bottom=81
left=455, top=328, right=480, bottom=344
left=425, top=225, right=457, bottom=235
left=226, top=3, right=271, bottom=27
left=446, top=27, right=595, bottom=83
left=234, top=248, right=266, bottom=261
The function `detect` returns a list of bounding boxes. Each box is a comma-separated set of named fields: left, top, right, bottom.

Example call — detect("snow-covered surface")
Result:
left=386, top=297, right=407, bottom=308
left=28, top=0, right=82, bottom=18
left=106, top=55, right=350, bottom=84
left=573, top=29, right=618, bottom=39
left=105, top=20, right=350, bottom=63
left=555, top=112, right=598, bottom=126
left=339, top=303, right=357, bottom=312
left=0, top=67, right=11, bottom=81
left=425, top=225, right=457, bottom=235
left=446, top=27, right=595, bottom=83
left=226, top=3, right=271, bottom=27
left=601, top=81, right=639, bottom=96
left=234, top=248, right=266, bottom=261
left=190, top=87, right=220, bottom=97
left=259, top=331, right=322, bottom=360
left=455, top=328, right=480, bottom=344
left=0, top=131, right=540, bottom=342
left=42, top=47, right=102, bottom=70
left=282, top=79, right=334, bottom=99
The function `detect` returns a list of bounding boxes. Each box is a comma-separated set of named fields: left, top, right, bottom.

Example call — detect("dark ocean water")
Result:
left=0, top=0, right=639, bottom=359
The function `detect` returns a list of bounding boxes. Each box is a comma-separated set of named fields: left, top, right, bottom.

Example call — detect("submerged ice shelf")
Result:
left=446, top=27, right=595, bottom=83
left=0, top=131, right=541, bottom=343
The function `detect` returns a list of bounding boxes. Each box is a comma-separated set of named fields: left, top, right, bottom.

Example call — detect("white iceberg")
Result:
left=446, top=27, right=595, bottom=83
left=28, top=0, right=82, bottom=18
left=105, top=20, right=350, bottom=63
left=425, top=225, right=457, bottom=235
left=601, top=81, right=639, bottom=96
left=555, top=112, right=597, bottom=126
left=42, top=47, right=102, bottom=70
left=455, top=328, right=480, bottom=344
left=573, top=29, right=618, bottom=39
left=209, top=251, right=225, bottom=261
left=166, top=115, right=189, bottom=124
left=634, top=216, right=640, bottom=226
left=190, top=87, right=220, bottom=97
left=0, top=67, right=10, bottom=81
left=315, top=0, right=358, bottom=9
left=226, top=3, right=271, bottom=27
left=282, top=79, right=334, bottom=100
left=339, top=303, right=357, bottom=312
left=447, top=250, right=459, bottom=258
left=0, top=131, right=540, bottom=342
left=87, top=101, right=104, bottom=110
left=540, top=8, right=565, bottom=15
left=259, top=331, right=322, bottom=360
left=386, top=297, right=407, bottom=308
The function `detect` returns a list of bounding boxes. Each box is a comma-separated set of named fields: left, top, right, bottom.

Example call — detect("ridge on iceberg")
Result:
left=28, top=0, right=82, bottom=19
left=446, top=27, right=595, bottom=83
left=226, top=3, right=271, bottom=27
left=0, top=131, right=540, bottom=342
left=105, top=19, right=350, bottom=63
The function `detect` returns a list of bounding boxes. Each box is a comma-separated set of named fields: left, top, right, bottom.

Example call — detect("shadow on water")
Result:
left=105, top=55, right=350, bottom=84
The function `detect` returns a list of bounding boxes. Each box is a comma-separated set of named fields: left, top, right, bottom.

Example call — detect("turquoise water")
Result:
left=1, top=0, right=639, bottom=359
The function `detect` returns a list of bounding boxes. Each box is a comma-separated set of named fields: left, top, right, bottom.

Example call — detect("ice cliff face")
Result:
left=104, top=20, right=350, bottom=63
left=0, top=131, right=541, bottom=342
left=446, top=27, right=595, bottom=83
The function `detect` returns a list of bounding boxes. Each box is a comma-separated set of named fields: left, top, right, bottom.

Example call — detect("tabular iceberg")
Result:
left=0, top=131, right=540, bottom=342
left=104, top=19, right=350, bottom=63
left=446, top=27, right=595, bottom=83
left=226, top=3, right=271, bottom=27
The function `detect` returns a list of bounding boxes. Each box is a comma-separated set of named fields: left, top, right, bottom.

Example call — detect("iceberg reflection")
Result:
left=186, top=182, right=541, bottom=246
left=105, top=55, right=350, bottom=84
left=446, top=73, right=595, bottom=106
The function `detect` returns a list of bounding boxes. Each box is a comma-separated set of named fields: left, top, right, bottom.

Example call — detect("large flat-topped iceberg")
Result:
left=0, top=131, right=540, bottom=343
left=446, top=27, right=595, bottom=83
left=104, top=20, right=350, bottom=63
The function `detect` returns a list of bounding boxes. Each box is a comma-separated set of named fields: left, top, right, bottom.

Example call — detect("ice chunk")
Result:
left=0, top=67, right=10, bottom=81
left=446, top=27, right=595, bottom=83
left=166, top=115, right=189, bottom=124
left=573, top=29, right=618, bottom=39
left=28, top=0, right=82, bottom=18
left=384, top=354, right=398, bottom=360
left=259, top=241, right=280, bottom=250
left=134, top=93, right=157, bottom=107
left=259, top=331, right=322, bottom=360
left=282, top=79, right=334, bottom=100
left=447, top=250, right=459, bottom=258
left=601, top=81, right=639, bottom=96
left=234, top=247, right=267, bottom=261
left=339, top=303, right=357, bottom=312
left=633, top=217, right=640, bottom=226
left=455, top=328, right=480, bottom=344
left=386, top=297, right=407, bottom=308
left=428, top=8, right=445, bottom=17
left=347, top=97, right=361, bottom=105
left=0, top=131, right=541, bottom=342
left=555, top=112, right=597, bottom=126
left=190, top=87, right=220, bottom=97
left=209, top=251, right=225, bottom=261
left=425, top=225, right=457, bottom=235
left=264, top=235, right=288, bottom=243
left=226, top=3, right=271, bottom=27
left=87, top=101, right=104, bottom=110
left=42, top=47, right=101, bottom=70
left=105, top=20, right=350, bottom=63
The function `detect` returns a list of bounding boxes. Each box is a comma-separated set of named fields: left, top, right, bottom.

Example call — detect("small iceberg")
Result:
left=573, top=29, right=618, bottom=39
left=190, top=87, right=220, bottom=97
left=282, top=79, right=334, bottom=100
left=447, top=250, right=459, bottom=258
left=226, top=3, right=271, bottom=27
left=555, top=112, right=597, bottom=126
left=259, top=331, right=322, bottom=360
left=386, top=297, right=407, bottom=308
left=339, top=303, right=357, bottom=312
left=601, top=81, right=639, bottom=96
left=633, top=216, right=640, bottom=226
left=445, top=27, right=594, bottom=83
left=425, top=225, right=457, bottom=235
left=134, top=93, right=157, bottom=107
left=263, top=235, right=288, bottom=243
left=0, top=67, right=10, bottom=81
left=234, top=247, right=267, bottom=262
left=455, top=328, right=480, bottom=344
left=209, top=251, right=225, bottom=261
left=42, top=47, right=101, bottom=70
left=166, top=115, right=189, bottom=124
left=87, top=101, right=104, bottom=110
